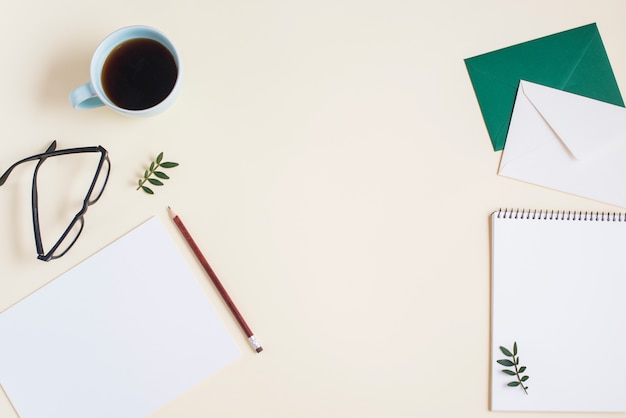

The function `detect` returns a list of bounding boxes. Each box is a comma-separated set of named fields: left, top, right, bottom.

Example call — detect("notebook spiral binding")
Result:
left=495, top=209, right=626, bottom=222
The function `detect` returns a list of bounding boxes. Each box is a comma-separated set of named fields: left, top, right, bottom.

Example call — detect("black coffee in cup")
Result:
left=101, top=38, right=178, bottom=111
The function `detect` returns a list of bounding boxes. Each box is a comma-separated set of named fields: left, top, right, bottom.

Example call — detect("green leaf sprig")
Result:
left=497, top=342, right=529, bottom=394
left=137, top=152, right=179, bottom=194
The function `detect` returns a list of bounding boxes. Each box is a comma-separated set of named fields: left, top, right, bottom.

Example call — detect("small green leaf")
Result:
left=136, top=152, right=179, bottom=194
left=498, top=341, right=529, bottom=394
left=500, top=346, right=513, bottom=357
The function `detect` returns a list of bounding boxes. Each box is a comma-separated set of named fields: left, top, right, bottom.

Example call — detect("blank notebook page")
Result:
left=0, top=217, right=241, bottom=418
left=490, top=210, right=626, bottom=412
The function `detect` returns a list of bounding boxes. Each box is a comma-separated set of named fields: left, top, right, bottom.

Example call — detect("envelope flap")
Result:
left=466, top=23, right=623, bottom=152
left=562, top=26, right=624, bottom=107
left=520, top=81, right=626, bottom=160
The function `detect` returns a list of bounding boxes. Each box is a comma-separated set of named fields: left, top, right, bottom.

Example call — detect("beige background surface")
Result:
left=1, top=1, right=625, bottom=417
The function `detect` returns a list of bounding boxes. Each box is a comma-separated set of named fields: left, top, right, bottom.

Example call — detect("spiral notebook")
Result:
left=490, top=209, right=626, bottom=412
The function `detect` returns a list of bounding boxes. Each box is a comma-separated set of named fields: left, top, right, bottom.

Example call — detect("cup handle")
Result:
left=69, top=83, right=104, bottom=109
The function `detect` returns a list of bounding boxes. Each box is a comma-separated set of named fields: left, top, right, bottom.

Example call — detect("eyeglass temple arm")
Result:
left=0, top=170, right=11, bottom=186
left=0, top=159, right=37, bottom=186
left=0, top=141, right=58, bottom=186
left=0, top=142, right=108, bottom=188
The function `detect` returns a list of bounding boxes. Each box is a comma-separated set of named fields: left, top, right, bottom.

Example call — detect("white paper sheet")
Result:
left=0, top=217, right=241, bottom=418
left=491, top=210, right=626, bottom=412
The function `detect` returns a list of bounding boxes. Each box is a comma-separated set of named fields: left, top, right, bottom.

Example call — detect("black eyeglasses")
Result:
left=0, top=141, right=110, bottom=261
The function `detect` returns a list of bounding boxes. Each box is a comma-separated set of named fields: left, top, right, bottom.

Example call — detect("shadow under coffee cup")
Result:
left=70, top=26, right=182, bottom=117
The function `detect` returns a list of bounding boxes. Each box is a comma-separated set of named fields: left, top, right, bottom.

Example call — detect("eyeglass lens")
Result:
left=36, top=152, right=110, bottom=260
left=47, top=217, right=85, bottom=260
left=88, top=156, right=110, bottom=205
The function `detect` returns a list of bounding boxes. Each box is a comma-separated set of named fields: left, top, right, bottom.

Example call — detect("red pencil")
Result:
left=168, top=206, right=263, bottom=353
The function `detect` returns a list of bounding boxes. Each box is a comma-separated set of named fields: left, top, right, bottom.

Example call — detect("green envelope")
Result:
left=465, top=23, right=624, bottom=151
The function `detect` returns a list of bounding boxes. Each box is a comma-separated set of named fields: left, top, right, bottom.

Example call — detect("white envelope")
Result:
left=499, top=80, right=626, bottom=208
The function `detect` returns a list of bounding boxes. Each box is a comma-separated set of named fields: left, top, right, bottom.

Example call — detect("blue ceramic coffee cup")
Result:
left=69, top=26, right=182, bottom=117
